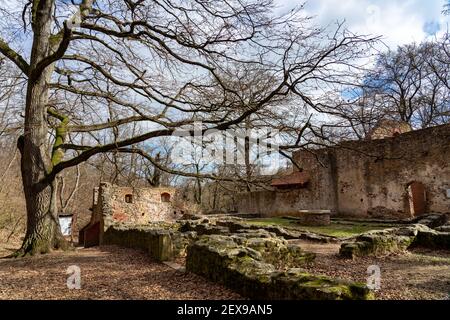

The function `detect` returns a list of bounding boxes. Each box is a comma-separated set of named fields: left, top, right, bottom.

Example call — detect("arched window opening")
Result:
left=161, top=192, right=171, bottom=203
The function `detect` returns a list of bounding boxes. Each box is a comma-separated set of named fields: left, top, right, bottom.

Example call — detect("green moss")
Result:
left=245, top=218, right=391, bottom=238
left=340, top=231, right=419, bottom=258
left=0, top=40, right=21, bottom=61
left=187, top=234, right=374, bottom=300
left=31, top=0, right=39, bottom=23
left=47, top=108, right=69, bottom=166
left=302, top=278, right=335, bottom=287
left=349, top=283, right=376, bottom=300
left=49, top=33, right=63, bottom=50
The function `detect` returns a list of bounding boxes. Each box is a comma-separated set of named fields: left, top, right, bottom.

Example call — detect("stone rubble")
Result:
left=186, top=233, right=373, bottom=300
left=340, top=221, right=450, bottom=259
left=102, top=214, right=450, bottom=299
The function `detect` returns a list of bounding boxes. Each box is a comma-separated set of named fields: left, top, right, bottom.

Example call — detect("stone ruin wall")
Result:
left=89, top=183, right=184, bottom=242
left=235, top=151, right=336, bottom=217
left=236, top=124, right=450, bottom=218
left=331, top=124, right=449, bottom=217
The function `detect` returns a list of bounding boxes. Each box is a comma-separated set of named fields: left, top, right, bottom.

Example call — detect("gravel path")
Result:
left=0, top=245, right=242, bottom=300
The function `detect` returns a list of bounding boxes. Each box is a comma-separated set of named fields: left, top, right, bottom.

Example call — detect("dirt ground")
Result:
left=290, top=240, right=450, bottom=300
left=0, top=245, right=241, bottom=300
left=1, top=238, right=449, bottom=300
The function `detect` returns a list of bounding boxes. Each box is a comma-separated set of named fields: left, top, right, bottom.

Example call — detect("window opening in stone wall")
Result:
left=125, top=194, right=133, bottom=203
left=161, top=192, right=171, bottom=203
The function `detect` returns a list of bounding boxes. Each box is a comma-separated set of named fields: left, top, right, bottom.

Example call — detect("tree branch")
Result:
left=68, top=116, right=155, bottom=132
left=0, top=37, right=30, bottom=75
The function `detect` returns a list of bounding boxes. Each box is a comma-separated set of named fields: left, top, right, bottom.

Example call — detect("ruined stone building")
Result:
left=79, top=183, right=183, bottom=247
left=237, top=124, right=450, bottom=218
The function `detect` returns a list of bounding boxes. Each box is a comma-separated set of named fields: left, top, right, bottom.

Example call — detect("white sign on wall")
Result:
left=59, top=216, right=73, bottom=236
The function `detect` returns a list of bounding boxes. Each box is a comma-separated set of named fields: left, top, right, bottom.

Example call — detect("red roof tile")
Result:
left=271, top=171, right=310, bottom=187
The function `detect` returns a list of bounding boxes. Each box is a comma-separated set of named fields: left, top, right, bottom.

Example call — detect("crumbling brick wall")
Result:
left=82, top=183, right=184, bottom=245
left=95, top=183, right=181, bottom=227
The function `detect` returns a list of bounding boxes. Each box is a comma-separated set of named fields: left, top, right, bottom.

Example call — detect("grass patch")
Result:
left=407, top=250, right=450, bottom=265
left=244, top=217, right=392, bottom=238
left=410, top=254, right=450, bottom=265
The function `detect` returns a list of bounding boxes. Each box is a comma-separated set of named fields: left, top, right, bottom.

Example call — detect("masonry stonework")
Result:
left=80, top=182, right=184, bottom=246
left=237, top=124, right=450, bottom=218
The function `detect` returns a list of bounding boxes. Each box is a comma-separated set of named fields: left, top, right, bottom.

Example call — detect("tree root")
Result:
left=4, top=234, right=71, bottom=258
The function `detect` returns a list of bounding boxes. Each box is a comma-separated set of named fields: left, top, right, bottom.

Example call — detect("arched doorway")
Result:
left=407, top=181, right=426, bottom=216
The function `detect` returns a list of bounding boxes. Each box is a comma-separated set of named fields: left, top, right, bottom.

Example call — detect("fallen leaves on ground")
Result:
left=1, top=240, right=449, bottom=300
left=0, top=245, right=242, bottom=300
left=291, top=240, right=450, bottom=300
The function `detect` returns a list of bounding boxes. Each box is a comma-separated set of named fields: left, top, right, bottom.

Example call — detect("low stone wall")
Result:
left=413, top=230, right=450, bottom=249
left=340, top=232, right=414, bottom=259
left=103, top=225, right=195, bottom=261
left=436, top=221, right=450, bottom=232
left=102, top=215, right=338, bottom=265
left=413, top=213, right=449, bottom=229
left=340, top=223, right=450, bottom=258
left=178, top=217, right=338, bottom=243
left=214, top=219, right=338, bottom=243
left=186, top=234, right=373, bottom=300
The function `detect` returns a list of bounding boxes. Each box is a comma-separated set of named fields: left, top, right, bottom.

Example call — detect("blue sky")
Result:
left=275, top=0, right=450, bottom=49
left=2, top=0, right=448, bottom=51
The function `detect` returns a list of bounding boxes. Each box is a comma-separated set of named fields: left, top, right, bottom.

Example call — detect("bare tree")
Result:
left=366, top=44, right=425, bottom=124
left=57, top=164, right=80, bottom=212
left=444, top=1, right=450, bottom=15
left=0, top=0, right=375, bottom=255
left=324, top=36, right=449, bottom=136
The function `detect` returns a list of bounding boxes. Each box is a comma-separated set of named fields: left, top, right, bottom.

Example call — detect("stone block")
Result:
left=413, top=214, right=448, bottom=228
left=413, top=230, right=450, bottom=249
left=294, top=210, right=331, bottom=226
left=148, top=230, right=174, bottom=261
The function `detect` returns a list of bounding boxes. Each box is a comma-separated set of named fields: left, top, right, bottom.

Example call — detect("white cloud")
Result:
left=274, top=0, right=450, bottom=49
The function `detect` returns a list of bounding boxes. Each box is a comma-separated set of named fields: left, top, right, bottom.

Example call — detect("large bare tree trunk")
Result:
left=15, top=0, right=66, bottom=256
left=17, top=76, right=66, bottom=255
left=17, top=82, right=66, bottom=254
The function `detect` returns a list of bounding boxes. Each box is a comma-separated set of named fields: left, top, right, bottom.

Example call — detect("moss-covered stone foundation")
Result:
left=186, top=234, right=373, bottom=300
left=103, top=225, right=193, bottom=261
left=340, top=224, right=450, bottom=258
